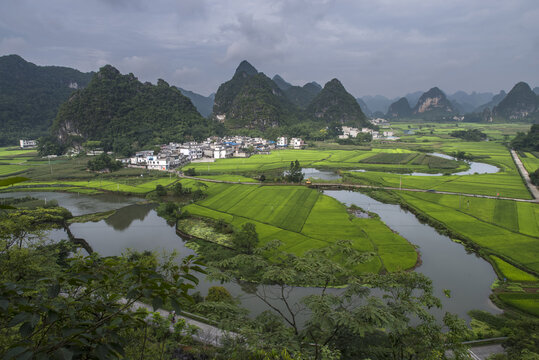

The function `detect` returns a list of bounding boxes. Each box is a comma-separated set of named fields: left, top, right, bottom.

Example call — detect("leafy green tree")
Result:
left=0, top=251, right=203, bottom=359
left=155, top=184, right=167, bottom=196
left=231, top=223, right=259, bottom=254
left=87, top=153, right=122, bottom=172
left=184, top=168, right=197, bottom=176
left=172, top=181, right=183, bottom=196
left=286, top=160, right=304, bottom=183
left=206, top=286, right=234, bottom=303
left=206, top=239, right=470, bottom=359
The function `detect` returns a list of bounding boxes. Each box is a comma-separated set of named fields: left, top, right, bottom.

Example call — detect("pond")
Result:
left=35, top=190, right=501, bottom=324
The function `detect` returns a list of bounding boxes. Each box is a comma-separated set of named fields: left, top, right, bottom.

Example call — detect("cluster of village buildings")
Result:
left=19, top=118, right=396, bottom=173
left=338, top=124, right=397, bottom=140
left=122, top=136, right=305, bottom=171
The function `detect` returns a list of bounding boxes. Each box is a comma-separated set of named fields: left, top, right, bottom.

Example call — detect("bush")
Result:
left=184, top=168, right=197, bottom=176
left=206, top=286, right=234, bottom=303
left=87, top=153, right=122, bottom=172
left=155, top=184, right=167, bottom=196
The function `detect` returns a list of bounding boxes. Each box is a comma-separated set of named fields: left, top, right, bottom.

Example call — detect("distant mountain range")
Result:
left=177, top=88, right=214, bottom=118
left=212, top=60, right=368, bottom=131
left=0, top=54, right=93, bottom=146
left=1, top=54, right=537, bottom=149
left=493, top=82, right=539, bottom=121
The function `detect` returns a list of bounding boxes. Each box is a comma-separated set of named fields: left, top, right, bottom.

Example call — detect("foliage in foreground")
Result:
left=202, top=238, right=472, bottom=359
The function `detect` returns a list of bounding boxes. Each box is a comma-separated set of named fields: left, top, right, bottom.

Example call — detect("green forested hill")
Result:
left=387, top=97, right=412, bottom=118
left=493, top=82, right=539, bottom=122
left=283, top=82, right=322, bottom=109
left=213, top=61, right=299, bottom=130
left=306, top=78, right=369, bottom=127
left=177, top=87, right=214, bottom=118
left=0, top=54, right=93, bottom=146
left=52, top=65, right=212, bottom=155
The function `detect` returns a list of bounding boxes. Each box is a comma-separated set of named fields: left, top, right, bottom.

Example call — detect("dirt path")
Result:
left=511, top=149, right=539, bottom=201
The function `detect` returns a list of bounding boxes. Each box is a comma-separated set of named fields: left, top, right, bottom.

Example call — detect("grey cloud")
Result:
left=0, top=0, right=537, bottom=97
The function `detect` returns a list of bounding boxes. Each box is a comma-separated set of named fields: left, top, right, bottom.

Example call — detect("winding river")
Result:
left=305, top=153, right=499, bottom=179
left=4, top=189, right=502, bottom=323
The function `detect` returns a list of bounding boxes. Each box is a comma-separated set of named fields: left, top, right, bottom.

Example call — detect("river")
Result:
left=7, top=190, right=501, bottom=323
left=305, top=153, right=499, bottom=179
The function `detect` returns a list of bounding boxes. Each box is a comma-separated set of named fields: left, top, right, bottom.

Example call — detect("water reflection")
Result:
left=105, top=203, right=154, bottom=231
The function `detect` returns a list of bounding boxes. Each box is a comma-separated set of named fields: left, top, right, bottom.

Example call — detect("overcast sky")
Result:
left=1, top=0, right=537, bottom=98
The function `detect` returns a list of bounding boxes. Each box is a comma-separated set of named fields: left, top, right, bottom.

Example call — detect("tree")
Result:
left=231, top=223, right=259, bottom=254
left=206, top=286, right=234, bottom=303
left=286, top=160, right=304, bottom=183
left=184, top=168, right=197, bottom=176
left=172, top=181, right=183, bottom=196
left=155, top=184, right=167, bottom=196
left=0, top=201, right=204, bottom=359
left=87, top=153, right=122, bottom=172
left=206, top=240, right=471, bottom=359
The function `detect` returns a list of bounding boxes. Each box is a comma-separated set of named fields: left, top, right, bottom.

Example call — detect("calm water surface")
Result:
left=34, top=191, right=501, bottom=322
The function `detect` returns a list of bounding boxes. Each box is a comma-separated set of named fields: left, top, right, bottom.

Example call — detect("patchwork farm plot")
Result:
left=186, top=148, right=466, bottom=176
left=518, top=152, right=539, bottom=174
left=396, top=191, right=539, bottom=273
left=182, top=181, right=417, bottom=274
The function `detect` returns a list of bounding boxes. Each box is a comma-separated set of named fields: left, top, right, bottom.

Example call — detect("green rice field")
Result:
left=182, top=181, right=417, bottom=274
left=490, top=256, right=538, bottom=282
left=396, top=191, right=539, bottom=274
left=518, top=152, right=539, bottom=174
left=497, top=293, right=539, bottom=316
left=185, top=148, right=465, bottom=176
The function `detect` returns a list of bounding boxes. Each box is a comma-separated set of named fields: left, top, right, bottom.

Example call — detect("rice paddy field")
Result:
left=395, top=191, right=539, bottom=273
left=181, top=179, right=417, bottom=274
left=518, top=151, right=539, bottom=174
left=185, top=148, right=467, bottom=176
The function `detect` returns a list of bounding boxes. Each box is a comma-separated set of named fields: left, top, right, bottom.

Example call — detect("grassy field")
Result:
left=518, top=152, right=539, bottom=174
left=182, top=181, right=417, bottom=274
left=490, top=256, right=538, bottom=282
left=184, top=149, right=466, bottom=176
left=396, top=191, right=539, bottom=274
left=497, top=293, right=539, bottom=316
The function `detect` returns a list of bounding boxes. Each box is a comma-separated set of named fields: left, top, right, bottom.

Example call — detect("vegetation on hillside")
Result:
left=51, top=65, right=218, bottom=156
left=0, top=55, right=93, bottom=146
left=511, top=124, right=539, bottom=151
left=493, top=82, right=539, bottom=122
left=306, top=79, right=369, bottom=127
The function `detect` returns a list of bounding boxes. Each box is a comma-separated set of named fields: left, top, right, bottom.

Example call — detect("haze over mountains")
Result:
left=1, top=54, right=538, bottom=147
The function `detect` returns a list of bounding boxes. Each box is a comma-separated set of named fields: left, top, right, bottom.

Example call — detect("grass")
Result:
left=497, top=293, right=539, bottom=316
left=520, top=152, right=539, bottom=174
left=396, top=191, right=539, bottom=273
left=490, top=256, right=538, bottom=282
left=185, top=149, right=466, bottom=176
left=183, top=181, right=417, bottom=274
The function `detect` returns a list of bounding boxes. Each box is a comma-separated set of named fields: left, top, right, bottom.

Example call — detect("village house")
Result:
left=290, top=138, right=305, bottom=149
left=19, top=139, right=37, bottom=149
left=276, top=137, right=288, bottom=147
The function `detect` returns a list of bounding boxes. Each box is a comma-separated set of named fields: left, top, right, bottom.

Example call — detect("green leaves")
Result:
left=0, top=249, right=203, bottom=359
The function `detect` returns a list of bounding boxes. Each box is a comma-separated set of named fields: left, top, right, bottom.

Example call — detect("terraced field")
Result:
left=183, top=181, right=417, bottom=274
